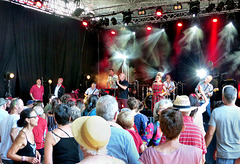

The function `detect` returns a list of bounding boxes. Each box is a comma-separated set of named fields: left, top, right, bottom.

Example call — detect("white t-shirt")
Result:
left=193, top=106, right=206, bottom=135
left=0, top=114, right=21, bottom=160
left=85, top=87, right=99, bottom=96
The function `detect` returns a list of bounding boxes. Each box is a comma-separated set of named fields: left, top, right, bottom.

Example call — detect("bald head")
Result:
left=205, top=75, right=213, bottom=84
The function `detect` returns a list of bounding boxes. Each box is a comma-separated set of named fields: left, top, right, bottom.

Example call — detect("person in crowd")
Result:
left=32, top=106, right=48, bottom=162
left=0, top=98, right=24, bottom=164
left=163, top=74, right=175, bottom=100
left=44, top=104, right=80, bottom=164
left=76, top=99, right=84, bottom=114
left=152, top=72, right=166, bottom=111
left=189, top=85, right=209, bottom=135
left=106, top=69, right=118, bottom=89
left=84, top=82, right=99, bottom=103
left=70, top=106, right=81, bottom=122
left=139, top=109, right=203, bottom=164
left=195, top=75, right=213, bottom=117
left=116, top=73, right=129, bottom=110
left=0, top=98, right=9, bottom=164
left=96, top=95, right=139, bottom=164
left=0, top=98, right=9, bottom=123
left=117, top=111, right=146, bottom=154
left=60, top=94, right=71, bottom=104
left=46, top=98, right=59, bottom=131
left=7, top=108, right=41, bottom=164
left=205, top=85, right=240, bottom=164
left=72, top=116, right=124, bottom=164
left=44, top=94, right=56, bottom=114
left=66, top=98, right=76, bottom=107
left=160, top=95, right=207, bottom=163
left=142, top=99, right=172, bottom=146
left=82, top=95, right=98, bottom=116
left=54, top=78, right=65, bottom=99
left=30, top=78, right=44, bottom=101
left=25, top=100, right=35, bottom=109
left=127, top=97, right=148, bottom=136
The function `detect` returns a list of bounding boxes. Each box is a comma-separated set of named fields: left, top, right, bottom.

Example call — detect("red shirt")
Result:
left=159, top=115, right=207, bottom=154
left=33, top=116, right=48, bottom=149
left=126, top=129, right=143, bottom=153
left=30, top=84, right=44, bottom=101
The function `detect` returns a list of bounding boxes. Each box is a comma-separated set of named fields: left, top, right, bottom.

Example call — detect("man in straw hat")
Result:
left=96, top=95, right=139, bottom=164
left=159, top=95, right=206, bottom=163
left=205, top=85, right=240, bottom=164
left=72, top=116, right=124, bottom=163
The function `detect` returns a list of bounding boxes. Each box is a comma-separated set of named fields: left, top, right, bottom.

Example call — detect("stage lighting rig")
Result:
left=111, top=17, right=117, bottom=25
left=173, top=3, right=182, bottom=10
left=122, top=9, right=132, bottom=25
left=196, top=69, right=207, bottom=79
left=156, top=7, right=163, bottom=16
left=206, top=3, right=215, bottom=12
left=104, top=18, right=109, bottom=26
left=189, top=0, right=200, bottom=16
left=138, top=9, right=146, bottom=15
left=216, top=2, right=225, bottom=11
left=4, top=72, right=14, bottom=98
left=225, top=0, right=235, bottom=10
left=72, top=8, right=84, bottom=17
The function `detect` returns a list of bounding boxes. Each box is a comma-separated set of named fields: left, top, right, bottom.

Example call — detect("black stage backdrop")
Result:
left=0, top=1, right=99, bottom=103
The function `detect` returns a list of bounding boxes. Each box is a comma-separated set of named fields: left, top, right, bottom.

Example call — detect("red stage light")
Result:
left=212, top=18, right=218, bottom=23
left=36, top=1, right=42, bottom=8
left=111, top=30, right=116, bottom=35
left=146, top=26, right=152, bottom=31
left=177, top=22, right=183, bottom=27
left=156, top=11, right=162, bottom=16
left=82, top=21, right=88, bottom=26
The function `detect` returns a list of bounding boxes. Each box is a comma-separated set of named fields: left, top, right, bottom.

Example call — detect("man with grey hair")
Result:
left=96, top=95, right=139, bottom=164
left=33, top=106, right=48, bottom=161
left=0, top=98, right=24, bottom=164
left=205, top=85, right=240, bottom=164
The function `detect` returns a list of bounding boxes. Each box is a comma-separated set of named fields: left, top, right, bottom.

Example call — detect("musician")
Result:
left=152, top=72, right=166, bottom=111
left=116, top=73, right=129, bottom=110
left=163, top=75, right=175, bottom=100
left=106, top=69, right=118, bottom=88
left=54, top=78, right=65, bottom=99
left=84, top=82, right=99, bottom=99
left=195, top=75, right=213, bottom=117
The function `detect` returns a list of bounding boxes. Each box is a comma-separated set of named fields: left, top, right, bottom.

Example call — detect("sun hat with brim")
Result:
left=0, top=98, right=8, bottom=106
left=173, top=95, right=196, bottom=112
left=72, top=116, right=111, bottom=152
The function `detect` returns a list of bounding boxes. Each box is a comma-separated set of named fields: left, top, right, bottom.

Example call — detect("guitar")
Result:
left=84, top=90, right=100, bottom=103
left=196, top=88, right=219, bottom=100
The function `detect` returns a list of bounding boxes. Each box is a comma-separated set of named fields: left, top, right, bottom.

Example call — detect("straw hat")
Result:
left=72, top=116, right=111, bottom=151
left=173, top=95, right=195, bottom=112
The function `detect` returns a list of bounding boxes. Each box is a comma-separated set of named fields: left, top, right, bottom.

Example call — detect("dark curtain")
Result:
left=0, top=1, right=99, bottom=103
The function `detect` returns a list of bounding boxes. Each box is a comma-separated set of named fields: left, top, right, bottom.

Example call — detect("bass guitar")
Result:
left=196, top=88, right=219, bottom=100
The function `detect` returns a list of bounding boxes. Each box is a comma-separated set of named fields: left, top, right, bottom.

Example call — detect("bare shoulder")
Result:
left=14, top=131, right=27, bottom=146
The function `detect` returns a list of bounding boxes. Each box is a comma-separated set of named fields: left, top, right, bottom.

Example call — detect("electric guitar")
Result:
left=196, top=88, right=219, bottom=100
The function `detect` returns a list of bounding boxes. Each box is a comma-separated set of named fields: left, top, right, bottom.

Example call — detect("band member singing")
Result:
left=152, top=72, right=166, bottom=111
left=163, top=75, right=175, bottom=100
left=195, top=75, right=213, bottom=117
left=116, top=73, right=129, bottom=110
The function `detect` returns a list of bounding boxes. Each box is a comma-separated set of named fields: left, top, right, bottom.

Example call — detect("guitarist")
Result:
left=163, top=74, right=175, bottom=100
left=195, top=75, right=213, bottom=117
left=84, top=82, right=99, bottom=101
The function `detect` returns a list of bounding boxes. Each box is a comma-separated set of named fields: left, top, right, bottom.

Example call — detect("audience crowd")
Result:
left=0, top=84, right=240, bottom=164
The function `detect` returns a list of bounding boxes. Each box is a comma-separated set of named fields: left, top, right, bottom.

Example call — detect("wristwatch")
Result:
left=22, top=156, right=26, bottom=162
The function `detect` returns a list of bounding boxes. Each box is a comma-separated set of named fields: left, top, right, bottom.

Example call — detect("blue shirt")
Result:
left=107, top=126, right=140, bottom=164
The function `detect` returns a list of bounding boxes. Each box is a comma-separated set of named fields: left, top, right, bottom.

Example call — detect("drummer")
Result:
left=163, top=74, right=175, bottom=100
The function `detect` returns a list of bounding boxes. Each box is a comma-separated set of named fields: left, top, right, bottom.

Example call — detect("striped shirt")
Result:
left=159, top=115, right=207, bottom=154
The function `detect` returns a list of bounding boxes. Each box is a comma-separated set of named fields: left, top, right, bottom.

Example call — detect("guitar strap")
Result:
left=91, top=88, right=97, bottom=95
